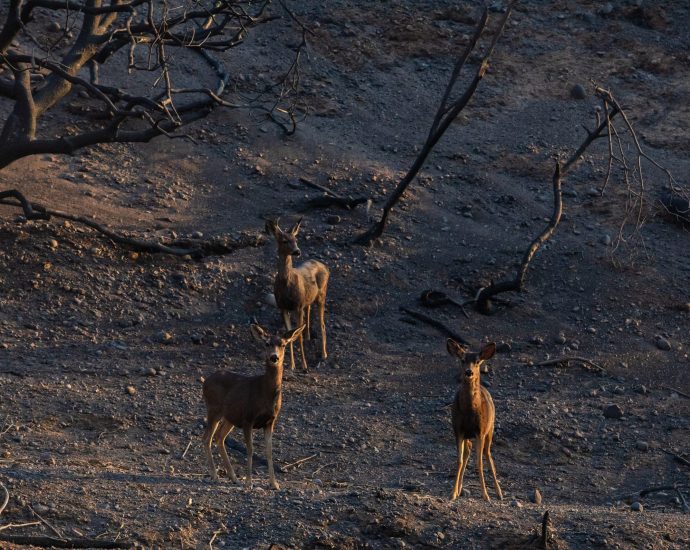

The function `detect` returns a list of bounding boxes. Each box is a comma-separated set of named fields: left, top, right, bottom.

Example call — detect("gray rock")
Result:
left=636, top=440, right=649, bottom=451
left=33, top=504, right=50, bottom=514
left=631, top=501, right=643, bottom=512
left=601, top=234, right=612, bottom=246
left=655, top=336, right=671, bottom=351
left=47, top=21, right=61, bottom=32
left=510, top=499, right=523, bottom=508
left=603, top=403, right=623, bottom=419
left=600, top=3, right=614, bottom=15
left=326, top=215, right=342, bottom=225
left=555, top=333, right=567, bottom=345
left=571, top=84, right=587, bottom=100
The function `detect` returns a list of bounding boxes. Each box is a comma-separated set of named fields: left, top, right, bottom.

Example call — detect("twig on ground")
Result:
left=614, top=484, right=689, bottom=502
left=0, top=534, right=133, bottom=548
left=280, top=454, right=317, bottom=472
left=0, top=189, right=264, bottom=258
left=539, top=511, right=551, bottom=549
left=663, top=385, right=690, bottom=399
left=0, top=482, right=8, bottom=517
left=661, top=448, right=690, bottom=468
left=299, top=177, right=369, bottom=210
left=180, top=439, right=193, bottom=461
left=311, top=462, right=336, bottom=477
left=0, top=521, right=41, bottom=532
left=29, top=504, right=63, bottom=539
left=399, top=306, right=470, bottom=345
left=533, top=356, right=606, bottom=374
left=675, top=488, right=690, bottom=513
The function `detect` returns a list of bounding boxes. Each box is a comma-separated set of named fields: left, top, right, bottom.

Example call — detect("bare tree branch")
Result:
left=355, top=2, right=514, bottom=246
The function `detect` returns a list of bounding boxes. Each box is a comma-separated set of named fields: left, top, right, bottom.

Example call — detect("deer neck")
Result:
left=459, top=377, right=482, bottom=412
left=277, top=253, right=294, bottom=282
left=263, top=361, right=284, bottom=391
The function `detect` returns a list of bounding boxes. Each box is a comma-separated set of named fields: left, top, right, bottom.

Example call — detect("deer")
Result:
left=201, top=323, right=305, bottom=489
left=446, top=339, right=503, bottom=502
left=265, top=217, right=329, bottom=371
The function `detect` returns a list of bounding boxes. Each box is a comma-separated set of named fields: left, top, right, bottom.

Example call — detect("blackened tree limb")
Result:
left=0, top=534, right=133, bottom=549
left=474, top=100, right=621, bottom=313
left=0, top=189, right=265, bottom=258
left=355, top=3, right=514, bottom=246
left=400, top=306, right=470, bottom=345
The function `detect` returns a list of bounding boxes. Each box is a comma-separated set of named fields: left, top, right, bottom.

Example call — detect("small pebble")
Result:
left=126, top=386, right=137, bottom=395
left=636, top=440, right=649, bottom=451
left=510, top=499, right=523, bottom=508
left=601, top=234, right=612, bottom=246
left=631, top=501, right=643, bottom=512
left=326, top=215, right=341, bottom=225
left=555, top=333, right=566, bottom=345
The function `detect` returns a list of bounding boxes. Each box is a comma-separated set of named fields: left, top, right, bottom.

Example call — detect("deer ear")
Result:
left=284, top=324, right=305, bottom=344
left=250, top=324, right=269, bottom=342
left=289, top=217, right=303, bottom=235
left=479, top=342, right=496, bottom=361
left=265, top=219, right=279, bottom=237
left=446, top=338, right=467, bottom=359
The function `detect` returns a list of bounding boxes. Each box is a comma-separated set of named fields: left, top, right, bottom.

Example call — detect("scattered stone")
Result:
left=510, top=499, right=523, bottom=508
left=326, top=215, right=342, bottom=225
left=496, top=342, right=512, bottom=353
left=531, top=335, right=544, bottom=346
left=531, top=488, right=542, bottom=505
left=586, top=327, right=596, bottom=334
left=587, top=188, right=599, bottom=197
left=460, top=488, right=470, bottom=497
left=146, top=368, right=157, bottom=377
left=265, top=293, right=277, bottom=307
left=636, top=440, right=649, bottom=451
left=635, top=385, right=649, bottom=395
left=600, top=3, right=614, bottom=16
left=191, top=333, right=203, bottom=345
left=631, top=501, right=643, bottom=512
left=49, top=239, right=59, bottom=249
left=570, top=84, right=587, bottom=100
left=157, top=330, right=173, bottom=344
left=555, top=333, right=566, bottom=345
left=601, top=234, right=612, bottom=246
left=126, top=386, right=137, bottom=395
left=46, top=21, right=61, bottom=33
left=33, top=504, right=50, bottom=514
left=603, top=403, right=623, bottom=419
left=655, top=336, right=671, bottom=351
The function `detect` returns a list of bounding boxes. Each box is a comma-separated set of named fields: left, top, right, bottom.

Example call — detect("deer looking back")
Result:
left=266, top=218, right=329, bottom=371
left=202, top=324, right=304, bottom=489
left=447, top=339, right=503, bottom=502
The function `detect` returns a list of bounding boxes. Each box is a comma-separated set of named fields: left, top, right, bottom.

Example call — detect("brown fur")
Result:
left=266, top=218, right=329, bottom=370
left=447, top=339, right=503, bottom=502
left=201, top=324, right=304, bottom=489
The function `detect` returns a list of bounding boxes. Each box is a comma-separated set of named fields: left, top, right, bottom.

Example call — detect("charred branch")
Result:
left=355, top=3, right=514, bottom=246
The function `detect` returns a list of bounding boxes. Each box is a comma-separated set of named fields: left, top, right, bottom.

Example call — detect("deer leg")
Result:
left=484, top=432, right=502, bottom=500
left=297, top=307, right=308, bottom=370
left=451, top=435, right=465, bottom=501
left=476, top=436, right=490, bottom=501
left=306, top=305, right=312, bottom=340
left=202, top=419, right=221, bottom=481
left=244, top=426, right=253, bottom=489
left=282, top=310, right=296, bottom=370
left=215, top=422, right=237, bottom=483
left=265, top=425, right=279, bottom=490
left=318, top=297, right=327, bottom=360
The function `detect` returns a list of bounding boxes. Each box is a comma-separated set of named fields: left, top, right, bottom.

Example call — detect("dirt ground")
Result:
left=1, top=1, right=689, bottom=548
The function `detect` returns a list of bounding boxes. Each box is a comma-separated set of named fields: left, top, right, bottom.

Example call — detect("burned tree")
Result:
left=0, top=0, right=305, bottom=254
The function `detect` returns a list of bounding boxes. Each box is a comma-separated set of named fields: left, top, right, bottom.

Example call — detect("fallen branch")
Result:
left=399, top=306, right=469, bottom=345
left=663, top=385, right=690, bottom=400
left=676, top=487, right=690, bottom=513
left=0, top=481, right=8, bottom=517
left=533, top=356, right=606, bottom=374
left=661, top=448, right=690, bottom=468
left=0, top=189, right=264, bottom=258
left=540, top=511, right=551, bottom=549
left=280, top=453, right=317, bottom=472
left=0, top=521, right=41, bottom=532
left=0, top=534, right=133, bottom=548
left=29, top=504, right=63, bottom=539
left=299, top=177, right=369, bottom=210
left=614, top=484, right=689, bottom=502
left=419, top=289, right=470, bottom=318
left=474, top=94, right=621, bottom=313
left=355, top=3, right=514, bottom=245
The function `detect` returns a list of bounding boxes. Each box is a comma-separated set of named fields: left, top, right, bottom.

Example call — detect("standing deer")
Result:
left=202, top=323, right=305, bottom=489
left=446, top=339, right=503, bottom=502
left=265, top=217, right=329, bottom=371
